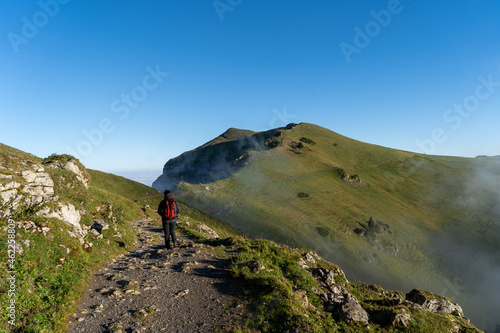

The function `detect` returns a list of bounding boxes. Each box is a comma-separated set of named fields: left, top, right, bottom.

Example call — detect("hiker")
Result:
left=157, top=190, right=181, bottom=250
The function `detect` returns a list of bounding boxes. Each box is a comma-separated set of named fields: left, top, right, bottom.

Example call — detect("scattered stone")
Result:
left=15, top=242, right=24, bottom=255
left=298, top=258, right=309, bottom=270
left=91, top=219, right=109, bottom=233
left=196, top=223, right=219, bottom=239
left=107, top=322, right=124, bottom=333
left=83, top=241, right=93, bottom=251
left=246, top=260, right=265, bottom=273
left=135, top=309, right=149, bottom=318
left=305, top=252, right=320, bottom=264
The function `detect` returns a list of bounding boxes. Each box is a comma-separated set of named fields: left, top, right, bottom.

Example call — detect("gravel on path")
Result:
left=68, top=219, right=249, bottom=333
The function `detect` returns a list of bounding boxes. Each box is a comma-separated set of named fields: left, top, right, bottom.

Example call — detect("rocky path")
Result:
left=68, top=219, right=248, bottom=332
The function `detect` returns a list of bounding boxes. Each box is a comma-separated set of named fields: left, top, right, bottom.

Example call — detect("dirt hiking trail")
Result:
left=68, top=219, right=249, bottom=332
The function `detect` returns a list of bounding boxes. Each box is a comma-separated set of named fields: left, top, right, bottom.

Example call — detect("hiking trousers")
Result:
left=162, top=221, right=177, bottom=249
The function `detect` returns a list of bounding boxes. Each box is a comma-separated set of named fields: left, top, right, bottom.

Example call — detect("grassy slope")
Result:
left=0, top=149, right=156, bottom=331
left=175, top=123, right=500, bottom=327
left=0, top=144, right=244, bottom=332
left=181, top=219, right=480, bottom=333
left=0, top=143, right=484, bottom=332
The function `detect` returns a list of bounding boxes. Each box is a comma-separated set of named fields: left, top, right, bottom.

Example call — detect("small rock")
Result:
left=91, top=219, right=109, bottom=233
left=246, top=260, right=265, bottom=273
left=298, top=258, right=309, bottom=269
left=108, top=322, right=124, bottom=333
left=174, top=289, right=190, bottom=298
left=391, top=309, right=411, bottom=327
left=89, top=228, right=102, bottom=238
left=136, top=309, right=148, bottom=317
left=305, top=252, right=319, bottom=264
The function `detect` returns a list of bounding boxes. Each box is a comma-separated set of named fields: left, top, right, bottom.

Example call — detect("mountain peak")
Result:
left=201, top=127, right=256, bottom=148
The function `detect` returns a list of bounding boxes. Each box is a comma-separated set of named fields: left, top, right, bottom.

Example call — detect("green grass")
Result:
left=0, top=142, right=252, bottom=332
left=172, top=123, right=500, bottom=327
left=208, top=234, right=479, bottom=333
left=0, top=146, right=161, bottom=332
left=0, top=142, right=485, bottom=332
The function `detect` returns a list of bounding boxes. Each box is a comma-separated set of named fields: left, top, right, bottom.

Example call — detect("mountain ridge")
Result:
left=1, top=142, right=484, bottom=332
left=153, top=122, right=500, bottom=332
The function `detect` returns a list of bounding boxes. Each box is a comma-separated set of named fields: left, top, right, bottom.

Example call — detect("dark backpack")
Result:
left=165, top=195, right=177, bottom=219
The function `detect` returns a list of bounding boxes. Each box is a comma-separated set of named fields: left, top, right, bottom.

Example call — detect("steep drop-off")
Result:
left=153, top=122, right=500, bottom=332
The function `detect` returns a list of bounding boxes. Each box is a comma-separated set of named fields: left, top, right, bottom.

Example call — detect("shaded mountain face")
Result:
left=153, top=127, right=285, bottom=191
left=153, top=122, right=500, bottom=332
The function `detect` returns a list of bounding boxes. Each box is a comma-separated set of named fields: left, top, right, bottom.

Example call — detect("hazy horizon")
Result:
left=2, top=1, right=500, bottom=174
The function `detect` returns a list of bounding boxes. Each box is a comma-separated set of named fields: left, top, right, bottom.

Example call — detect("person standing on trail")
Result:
left=157, top=190, right=181, bottom=250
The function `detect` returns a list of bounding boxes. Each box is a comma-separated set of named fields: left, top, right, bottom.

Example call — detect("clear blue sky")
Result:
left=2, top=0, right=500, bottom=185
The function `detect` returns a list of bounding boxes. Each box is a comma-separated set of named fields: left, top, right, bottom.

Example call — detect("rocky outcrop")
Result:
left=21, top=168, right=55, bottom=203
left=46, top=160, right=90, bottom=188
left=37, top=203, right=88, bottom=242
left=1, top=164, right=56, bottom=216
left=0, top=157, right=91, bottom=244
left=311, top=266, right=368, bottom=323
left=321, top=285, right=370, bottom=323
left=406, top=289, right=464, bottom=317
left=196, top=223, right=219, bottom=239
left=152, top=128, right=284, bottom=191
left=331, top=166, right=365, bottom=185
left=0, top=180, right=21, bottom=206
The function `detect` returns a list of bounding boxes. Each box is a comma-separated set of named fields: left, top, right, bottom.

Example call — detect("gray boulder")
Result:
left=322, top=285, right=369, bottom=323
